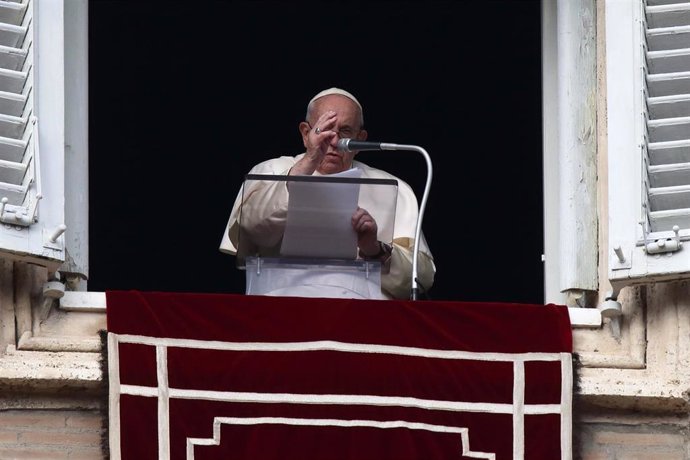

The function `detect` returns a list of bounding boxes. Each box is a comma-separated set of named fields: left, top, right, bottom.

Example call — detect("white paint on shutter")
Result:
left=607, top=0, right=690, bottom=290
left=643, top=0, right=690, bottom=241
left=0, top=0, right=37, bottom=226
left=0, top=0, right=69, bottom=271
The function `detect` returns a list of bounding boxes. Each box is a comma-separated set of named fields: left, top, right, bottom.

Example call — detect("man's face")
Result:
left=307, top=95, right=367, bottom=175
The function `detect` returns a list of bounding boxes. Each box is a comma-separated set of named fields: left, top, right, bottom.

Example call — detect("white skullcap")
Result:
left=308, top=87, right=363, bottom=112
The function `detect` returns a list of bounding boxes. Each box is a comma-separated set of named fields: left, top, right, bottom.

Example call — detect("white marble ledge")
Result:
left=59, top=291, right=602, bottom=329
left=59, top=291, right=106, bottom=312
left=568, top=307, right=602, bottom=328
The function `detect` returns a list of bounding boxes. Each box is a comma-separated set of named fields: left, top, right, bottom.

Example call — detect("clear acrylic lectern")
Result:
left=236, top=173, right=398, bottom=300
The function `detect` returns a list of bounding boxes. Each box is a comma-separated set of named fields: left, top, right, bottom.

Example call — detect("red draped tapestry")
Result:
left=106, top=291, right=573, bottom=460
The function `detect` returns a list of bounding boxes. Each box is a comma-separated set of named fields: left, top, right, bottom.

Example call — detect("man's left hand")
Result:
left=352, top=206, right=379, bottom=256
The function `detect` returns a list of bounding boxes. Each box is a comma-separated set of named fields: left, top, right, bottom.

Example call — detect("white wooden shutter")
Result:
left=0, top=0, right=67, bottom=270
left=0, top=0, right=36, bottom=226
left=607, top=0, right=690, bottom=289
left=644, top=0, right=690, bottom=240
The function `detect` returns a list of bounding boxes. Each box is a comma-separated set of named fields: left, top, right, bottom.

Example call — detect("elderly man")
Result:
left=220, top=87, right=435, bottom=299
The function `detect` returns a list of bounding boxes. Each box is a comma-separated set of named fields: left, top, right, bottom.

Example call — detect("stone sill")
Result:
left=568, top=307, right=601, bottom=328
left=576, top=368, right=690, bottom=413
left=0, top=345, right=102, bottom=391
left=60, top=291, right=106, bottom=312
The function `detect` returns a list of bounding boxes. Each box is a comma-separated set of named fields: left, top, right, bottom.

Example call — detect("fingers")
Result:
left=351, top=207, right=377, bottom=234
left=352, top=207, right=380, bottom=256
left=306, top=111, right=338, bottom=154
left=309, top=110, right=337, bottom=145
left=313, top=111, right=337, bottom=133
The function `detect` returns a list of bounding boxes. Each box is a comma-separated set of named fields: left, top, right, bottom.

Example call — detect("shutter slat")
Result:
left=648, top=0, right=690, bottom=6
left=0, top=112, right=26, bottom=139
left=0, top=89, right=26, bottom=116
left=0, top=44, right=26, bottom=71
left=647, top=24, right=690, bottom=50
left=647, top=71, right=690, bottom=97
left=0, top=1, right=26, bottom=27
left=649, top=184, right=690, bottom=211
left=647, top=2, right=690, bottom=29
left=0, top=135, right=25, bottom=162
left=647, top=93, right=690, bottom=118
left=648, top=116, right=690, bottom=142
left=647, top=48, right=690, bottom=74
left=649, top=207, right=690, bottom=231
left=649, top=138, right=690, bottom=164
left=0, top=179, right=26, bottom=205
left=0, top=157, right=26, bottom=184
left=648, top=162, right=690, bottom=187
left=0, top=22, right=26, bottom=48
left=0, top=67, right=27, bottom=93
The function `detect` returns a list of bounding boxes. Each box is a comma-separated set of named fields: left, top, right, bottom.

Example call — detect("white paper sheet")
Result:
left=280, top=168, right=362, bottom=259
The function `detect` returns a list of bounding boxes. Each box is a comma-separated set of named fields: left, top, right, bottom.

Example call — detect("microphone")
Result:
left=337, top=138, right=398, bottom=152
left=337, top=138, right=433, bottom=301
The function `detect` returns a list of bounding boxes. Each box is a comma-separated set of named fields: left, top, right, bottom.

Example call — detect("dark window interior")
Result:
left=88, top=0, right=543, bottom=303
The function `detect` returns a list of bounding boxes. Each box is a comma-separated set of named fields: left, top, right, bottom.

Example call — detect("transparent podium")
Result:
left=236, top=172, right=398, bottom=300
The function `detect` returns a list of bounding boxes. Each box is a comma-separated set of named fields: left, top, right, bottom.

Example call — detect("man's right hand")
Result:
left=293, top=110, right=338, bottom=175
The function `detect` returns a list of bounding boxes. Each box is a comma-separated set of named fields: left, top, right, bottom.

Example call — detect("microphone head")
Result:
left=336, top=138, right=352, bottom=152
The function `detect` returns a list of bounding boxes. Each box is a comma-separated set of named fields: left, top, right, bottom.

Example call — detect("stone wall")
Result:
left=572, top=280, right=690, bottom=458
left=0, top=409, right=105, bottom=459
left=576, top=412, right=690, bottom=459
left=0, top=269, right=107, bottom=460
